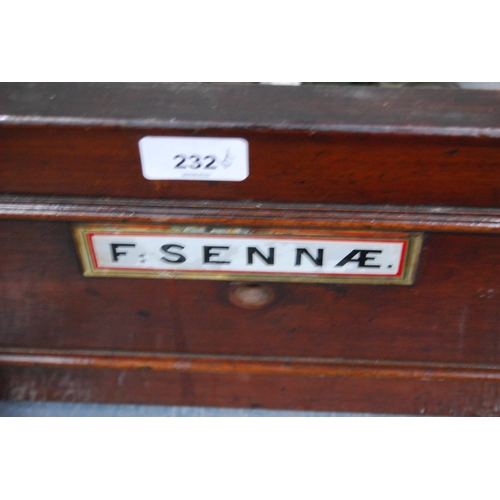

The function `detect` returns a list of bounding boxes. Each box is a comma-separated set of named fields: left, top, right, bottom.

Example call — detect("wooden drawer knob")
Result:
left=228, top=283, right=275, bottom=309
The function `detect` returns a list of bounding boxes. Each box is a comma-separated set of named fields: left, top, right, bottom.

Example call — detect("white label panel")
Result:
left=73, top=226, right=423, bottom=284
left=90, top=234, right=404, bottom=276
left=139, top=136, right=249, bottom=181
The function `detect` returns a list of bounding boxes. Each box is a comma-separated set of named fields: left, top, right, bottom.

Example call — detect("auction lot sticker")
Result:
left=139, top=136, right=249, bottom=182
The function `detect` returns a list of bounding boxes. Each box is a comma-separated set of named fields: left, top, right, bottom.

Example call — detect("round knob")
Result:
left=228, top=283, right=275, bottom=309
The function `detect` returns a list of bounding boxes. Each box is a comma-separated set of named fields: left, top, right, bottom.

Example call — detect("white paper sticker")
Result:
left=139, top=136, right=249, bottom=182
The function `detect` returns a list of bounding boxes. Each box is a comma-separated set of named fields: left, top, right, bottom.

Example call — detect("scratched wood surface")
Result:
left=1, top=83, right=500, bottom=207
left=2, top=83, right=500, bottom=415
left=3, top=195, right=500, bottom=233
left=1, top=218, right=500, bottom=365
left=1, top=359, right=500, bottom=416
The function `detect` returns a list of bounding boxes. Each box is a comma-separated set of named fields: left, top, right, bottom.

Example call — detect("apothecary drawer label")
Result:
left=73, top=225, right=422, bottom=285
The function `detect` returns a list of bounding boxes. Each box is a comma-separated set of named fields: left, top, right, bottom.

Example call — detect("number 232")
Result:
left=173, top=155, right=216, bottom=169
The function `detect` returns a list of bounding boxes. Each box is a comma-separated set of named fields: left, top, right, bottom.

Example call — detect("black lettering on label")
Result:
left=247, top=247, right=275, bottom=265
left=335, top=249, right=382, bottom=268
left=110, top=243, right=136, bottom=262
left=160, top=244, right=186, bottom=264
left=295, top=248, right=324, bottom=266
left=203, top=246, right=231, bottom=264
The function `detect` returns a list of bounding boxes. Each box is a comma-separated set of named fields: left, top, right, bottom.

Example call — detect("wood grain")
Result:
left=2, top=194, right=500, bottom=233
left=2, top=361, right=500, bottom=416
left=2, top=220, right=500, bottom=366
left=2, top=347, right=500, bottom=382
left=1, top=83, right=500, bottom=135
left=2, top=83, right=500, bottom=415
left=2, top=84, right=500, bottom=208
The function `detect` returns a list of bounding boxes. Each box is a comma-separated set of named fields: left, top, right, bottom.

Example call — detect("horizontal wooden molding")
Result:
left=4, top=116, right=500, bottom=139
left=2, top=83, right=500, bottom=138
left=2, top=195, right=500, bottom=233
left=1, top=348, right=500, bottom=383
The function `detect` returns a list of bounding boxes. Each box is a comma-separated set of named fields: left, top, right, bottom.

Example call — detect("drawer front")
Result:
left=2, top=83, right=500, bottom=208
left=2, top=125, right=500, bottom=208
left=3, top=83, right=500, bottom=415
left=1, top=219, right=500, bottom=366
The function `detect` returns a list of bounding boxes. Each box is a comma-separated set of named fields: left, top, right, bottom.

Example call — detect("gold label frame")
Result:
left=73, top=224, right=423, bottom=285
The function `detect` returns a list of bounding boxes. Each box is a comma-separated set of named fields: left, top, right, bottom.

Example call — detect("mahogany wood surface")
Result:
left=3, top=195, right=500, bottom=233
left=2, top=363, right=500, bottom=416
left=4, top=348, right=500, bottom=382
left=1, top=219, right=500, bottom=366
left=2, top=83, right=500, bottom=415
left=1, top=84, right=500, bottom=208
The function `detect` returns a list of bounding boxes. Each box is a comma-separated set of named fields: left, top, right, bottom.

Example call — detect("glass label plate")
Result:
left=73, top=225, right=422, bottom=285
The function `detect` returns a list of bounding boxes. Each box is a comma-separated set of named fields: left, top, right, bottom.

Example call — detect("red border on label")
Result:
left=86, top=231, right=408, bottom=278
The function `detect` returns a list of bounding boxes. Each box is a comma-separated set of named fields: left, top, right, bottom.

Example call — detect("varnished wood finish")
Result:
left=1, top=84, right=500, bottom=208
left=1, top=83, right=500, bottom=135
left=2, top=219, right=500, bottom=365
left=3, top=195, right=500, bottom=233
left=3, top=348, right=500, bottom=382
left=2, top=362, right=500, bottom=416
left=2, top=83, right=500, bottom=415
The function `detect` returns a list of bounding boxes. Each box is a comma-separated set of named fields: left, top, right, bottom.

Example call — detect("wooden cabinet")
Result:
left=2, top=83, right=500, bottom=415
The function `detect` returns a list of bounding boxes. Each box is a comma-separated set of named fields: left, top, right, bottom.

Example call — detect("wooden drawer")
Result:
left=2, top=83, right=500, bottom=415
left=1, top=219, right=499, bottom=365
left=1, top=83, right=500, bottom=207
